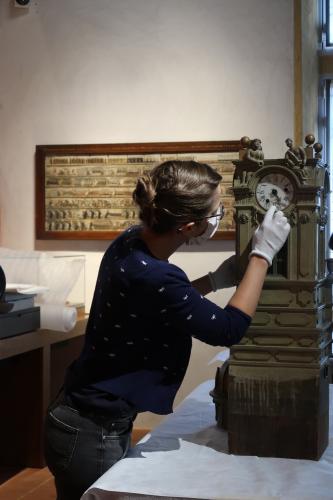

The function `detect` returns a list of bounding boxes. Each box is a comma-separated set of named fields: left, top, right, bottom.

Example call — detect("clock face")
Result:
left=255, top=173, right=294, bottom=210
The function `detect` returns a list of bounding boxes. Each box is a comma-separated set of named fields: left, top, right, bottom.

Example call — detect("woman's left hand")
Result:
left=208, top=255, right=237, bottom=291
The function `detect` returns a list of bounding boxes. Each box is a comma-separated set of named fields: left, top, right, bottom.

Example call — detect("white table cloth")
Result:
left=82, top=380, right=333, bottom=500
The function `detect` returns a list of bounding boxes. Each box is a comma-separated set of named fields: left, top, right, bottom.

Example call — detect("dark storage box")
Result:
left=4, top=293, right=35, bottom=312
left=0, top=307, right=40, bottom=339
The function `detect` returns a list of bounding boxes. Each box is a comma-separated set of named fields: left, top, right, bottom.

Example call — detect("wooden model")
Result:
left=211, top=135, right=332, bottom=459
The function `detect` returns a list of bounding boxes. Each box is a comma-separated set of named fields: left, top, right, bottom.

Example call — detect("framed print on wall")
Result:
left=35, top=140, right=240, bottom=241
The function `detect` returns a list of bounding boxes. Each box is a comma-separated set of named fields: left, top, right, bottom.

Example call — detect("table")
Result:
left=82, top=380, right=333, bottom=500
left=0, top=318, right=87, bottom=469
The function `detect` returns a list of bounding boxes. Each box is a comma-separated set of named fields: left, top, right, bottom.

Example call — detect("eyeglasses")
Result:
left=161, top=203, right=225, bottom=222
left=194, top=204, right=225, bottom=222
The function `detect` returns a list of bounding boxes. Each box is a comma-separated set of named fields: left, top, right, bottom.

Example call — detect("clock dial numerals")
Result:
left=255, top=173, right=294, bottom=210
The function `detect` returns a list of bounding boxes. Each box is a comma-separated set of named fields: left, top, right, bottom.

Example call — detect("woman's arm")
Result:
left=191, top=255, right=237, bottom=295
left=191, top=255, right=268, bottom=317
left=192, top=206, right=290, bottom=318
left=191, top=275, right=212, bottom=296
left=227, top=255, right=268, bottom=317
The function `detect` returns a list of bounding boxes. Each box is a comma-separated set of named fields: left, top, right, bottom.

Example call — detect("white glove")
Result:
left=249, top=205, right=290, bottom=266
left=208, top=255, right=237, bottom=292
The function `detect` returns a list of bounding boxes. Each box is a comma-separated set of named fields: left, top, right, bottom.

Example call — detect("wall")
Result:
left=301, top=0, right=320, bottom=142
left=0, top=0, right=294, bottom=427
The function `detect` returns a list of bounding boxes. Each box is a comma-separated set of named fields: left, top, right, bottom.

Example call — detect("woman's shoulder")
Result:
left=127, top=248, right=190, bottom=288
left=145, top=260, right=190, bottom=289
left=103, top=226, right=145, bottom=259
left=102, top=227, right=183, bottom=270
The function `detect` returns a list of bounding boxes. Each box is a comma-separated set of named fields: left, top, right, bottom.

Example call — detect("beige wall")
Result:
left=301, top=0, right=320, bottom=141
left=0, top=0, right=294, bottom=427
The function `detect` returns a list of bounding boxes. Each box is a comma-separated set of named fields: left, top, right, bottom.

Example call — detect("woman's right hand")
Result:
left=249, top=205, right=290, bottom=266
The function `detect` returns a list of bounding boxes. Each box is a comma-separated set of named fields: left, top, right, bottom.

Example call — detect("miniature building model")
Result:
left=211, top=135, right=332, bottom=460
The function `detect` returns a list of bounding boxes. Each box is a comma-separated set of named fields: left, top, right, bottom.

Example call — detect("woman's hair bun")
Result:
left=132, top=175, right=156, bottom=208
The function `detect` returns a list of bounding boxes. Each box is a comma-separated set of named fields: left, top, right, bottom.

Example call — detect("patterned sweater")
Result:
left=64, top=226, right=251, bottom=415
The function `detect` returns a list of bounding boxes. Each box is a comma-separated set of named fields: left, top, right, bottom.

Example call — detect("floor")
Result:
left=0, top=428, right=149, bottom=500
left=0, top=467, right=56, bottom=500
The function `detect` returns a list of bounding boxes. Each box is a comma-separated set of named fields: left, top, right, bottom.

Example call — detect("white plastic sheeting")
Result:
left=82, top=380, right=333, bottom=500
left=0, top=247, right=84, bottom=332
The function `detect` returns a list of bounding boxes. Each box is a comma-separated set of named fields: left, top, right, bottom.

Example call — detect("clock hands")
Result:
left=269, top=189, right=282, bottom=206
left=256, top=175, right=294, bottom=211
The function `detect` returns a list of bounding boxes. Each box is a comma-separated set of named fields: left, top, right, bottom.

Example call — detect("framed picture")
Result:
left=35, top=141, right=239, bottom=240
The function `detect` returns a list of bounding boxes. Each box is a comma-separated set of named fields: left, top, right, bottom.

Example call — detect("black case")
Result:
left=4, top=293, right=35, bottom=311
left=0, top=306, right=40, bottom=339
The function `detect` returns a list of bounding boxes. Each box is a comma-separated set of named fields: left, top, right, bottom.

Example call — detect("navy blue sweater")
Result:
left=65, top=226, right=251, bottom=415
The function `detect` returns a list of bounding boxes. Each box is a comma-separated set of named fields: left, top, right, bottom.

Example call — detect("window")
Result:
left=319, top=79, right=333, bottom=232
left=319, top=2, right=333, bottom=232
left=325, top=0, right=333, bottom=45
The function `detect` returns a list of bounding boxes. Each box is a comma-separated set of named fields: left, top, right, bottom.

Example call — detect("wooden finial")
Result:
left=313, top=142, right=323, bottom=159
left=304, top=134, right=316, bottom=159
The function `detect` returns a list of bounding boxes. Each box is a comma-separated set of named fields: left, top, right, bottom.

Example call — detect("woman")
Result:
left=44, top=160, right=290, bottom=499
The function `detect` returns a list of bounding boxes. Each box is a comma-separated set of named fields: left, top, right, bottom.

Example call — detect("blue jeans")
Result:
left=44, top=397, right=136, bottom=500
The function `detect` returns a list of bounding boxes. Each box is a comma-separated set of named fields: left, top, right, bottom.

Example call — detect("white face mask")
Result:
left=186, top=206, right=222, bottom=246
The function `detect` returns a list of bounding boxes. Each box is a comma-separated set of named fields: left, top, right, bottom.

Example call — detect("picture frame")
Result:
left=35, top=141, right=239, bottom=241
